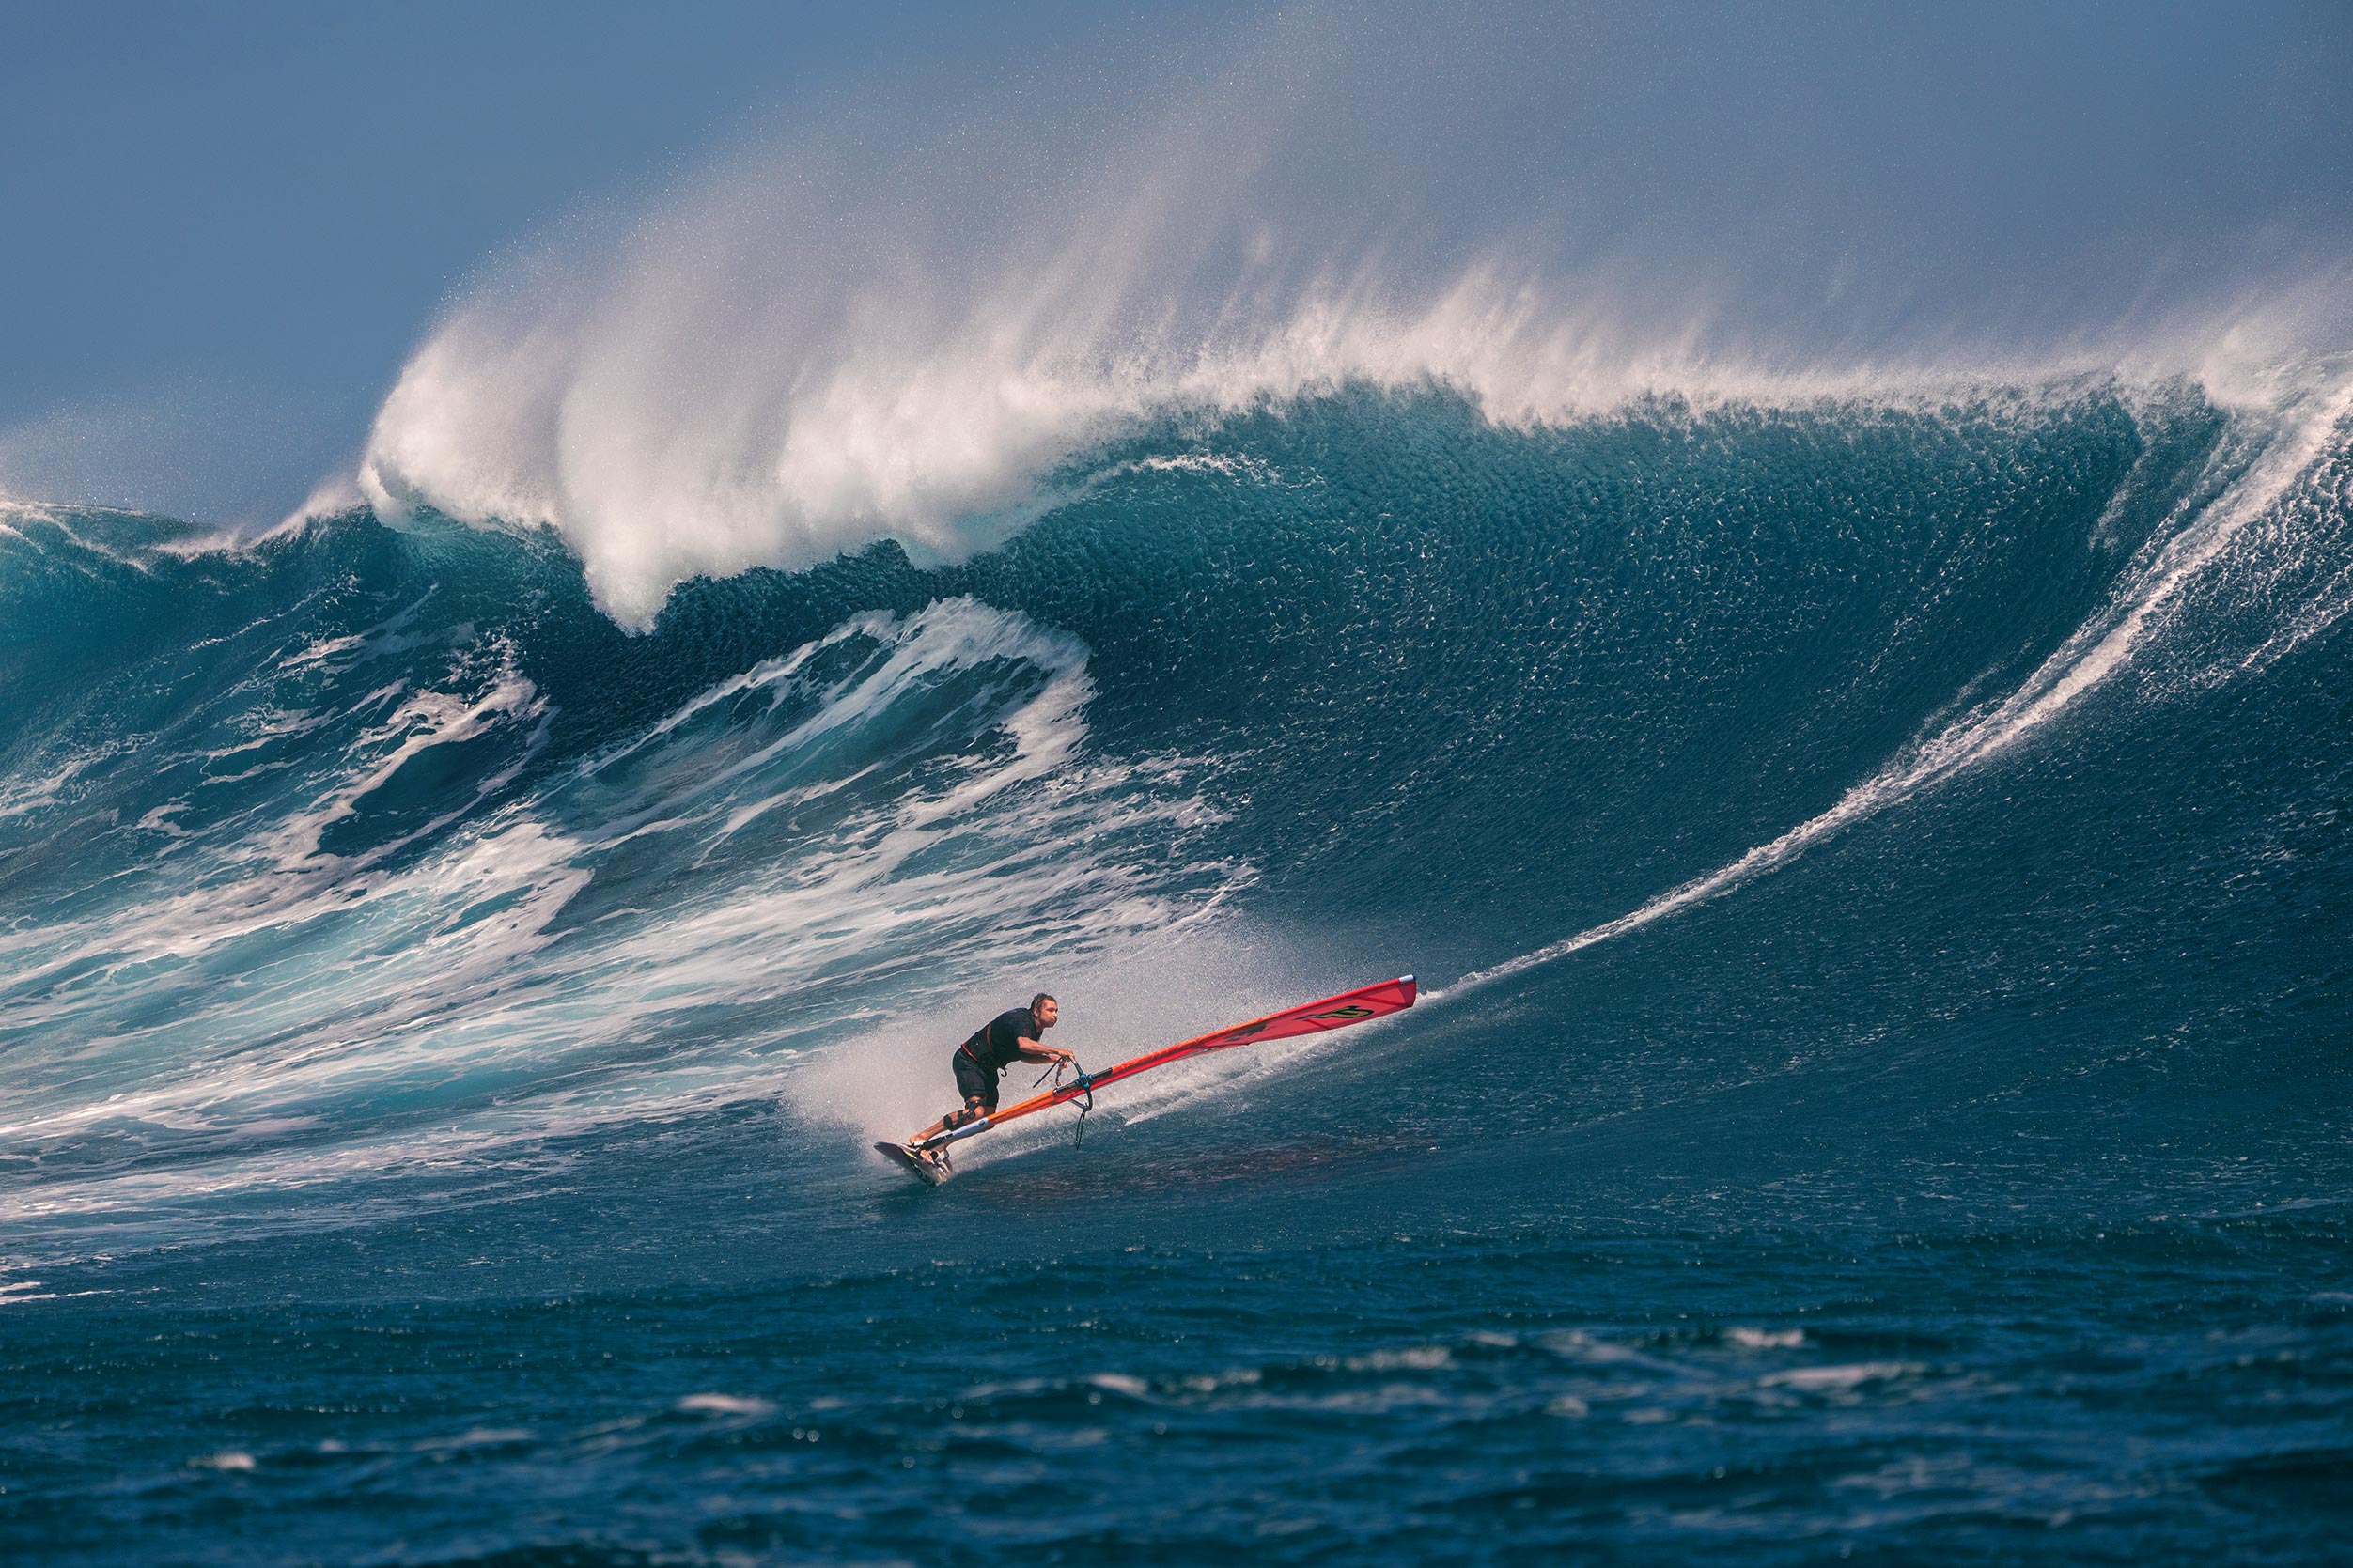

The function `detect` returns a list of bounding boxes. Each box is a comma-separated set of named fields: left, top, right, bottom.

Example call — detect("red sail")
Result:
left=932, top=975, right=1417, bottom=1145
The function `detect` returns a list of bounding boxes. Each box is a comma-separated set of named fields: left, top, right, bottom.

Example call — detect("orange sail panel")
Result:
left=917, top=975, right=1417, bottom=1151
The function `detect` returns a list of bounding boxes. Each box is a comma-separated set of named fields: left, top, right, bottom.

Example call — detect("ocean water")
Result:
left=5, top=380, right=2352, bottom=1563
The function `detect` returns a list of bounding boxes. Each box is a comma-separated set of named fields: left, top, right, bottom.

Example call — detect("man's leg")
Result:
left=907, top=1095, right=989, bottom=1147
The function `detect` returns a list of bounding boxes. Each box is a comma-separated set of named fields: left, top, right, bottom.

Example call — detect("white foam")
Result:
left=676, top=1392, right=777, bottom=1417
left=190, top=1452, right=257, bottom=1471
left=1088, top=1374, right=1151, bottom=1398
left=1760, top=1362, right=1924, bottom=1392
left=0, top=599, right=1252, bottom=1243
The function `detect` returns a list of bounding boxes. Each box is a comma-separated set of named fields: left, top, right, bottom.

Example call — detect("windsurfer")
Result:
left=900, top=994, right=1073, bottom=1166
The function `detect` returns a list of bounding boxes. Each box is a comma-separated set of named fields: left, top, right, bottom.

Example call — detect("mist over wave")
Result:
left=348, top=5, right=2353, bottom=629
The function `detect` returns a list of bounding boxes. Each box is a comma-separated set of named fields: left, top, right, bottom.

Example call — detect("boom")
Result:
left=913, top=975, right=1417, bottom=1155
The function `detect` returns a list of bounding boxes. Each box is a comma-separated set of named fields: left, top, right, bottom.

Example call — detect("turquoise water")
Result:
left=5, top=383, right=2351, bottom=1562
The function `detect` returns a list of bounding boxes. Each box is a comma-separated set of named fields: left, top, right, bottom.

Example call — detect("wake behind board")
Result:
left=873, top=1140, right=952, bottom=1186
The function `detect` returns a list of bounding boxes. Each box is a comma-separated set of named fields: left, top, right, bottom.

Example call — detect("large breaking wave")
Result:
left=7, top=0, right=2353, bottom=1265
left=8, top=365, right=2353, bottom=1258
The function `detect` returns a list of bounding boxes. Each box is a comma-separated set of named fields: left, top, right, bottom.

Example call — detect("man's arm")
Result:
left=1015, top=1036, right=1073, bottom=1065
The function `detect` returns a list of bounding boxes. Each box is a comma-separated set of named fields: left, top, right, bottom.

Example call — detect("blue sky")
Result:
left=5, top=1, right=2348, bottom=523
left=2, top=0, right=1209, bottom=516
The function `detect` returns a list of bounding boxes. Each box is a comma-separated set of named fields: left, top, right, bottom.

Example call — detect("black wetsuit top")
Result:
left=960, top=1007, right=1041, bottom=1071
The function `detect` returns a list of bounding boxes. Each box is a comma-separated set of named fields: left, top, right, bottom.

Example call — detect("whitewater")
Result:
left=8, top=15, right=2353, bottom=1564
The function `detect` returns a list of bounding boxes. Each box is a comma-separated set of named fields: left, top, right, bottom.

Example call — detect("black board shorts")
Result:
left=953, top=1049, right=999, bottom=1110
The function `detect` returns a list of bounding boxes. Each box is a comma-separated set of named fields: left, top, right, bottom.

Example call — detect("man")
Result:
left=900, top=993, right=1072, bottom=1167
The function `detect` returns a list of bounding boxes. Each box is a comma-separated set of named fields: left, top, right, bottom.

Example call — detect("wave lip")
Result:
left=332, top=3, right=2353, bottom=639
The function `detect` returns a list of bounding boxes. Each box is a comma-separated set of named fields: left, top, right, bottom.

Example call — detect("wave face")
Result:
left=8, top=380, right=2353, bottom=1564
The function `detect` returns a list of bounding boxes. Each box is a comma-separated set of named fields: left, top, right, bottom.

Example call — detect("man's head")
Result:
left=1030, top=993, right=1059, bottom=1029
